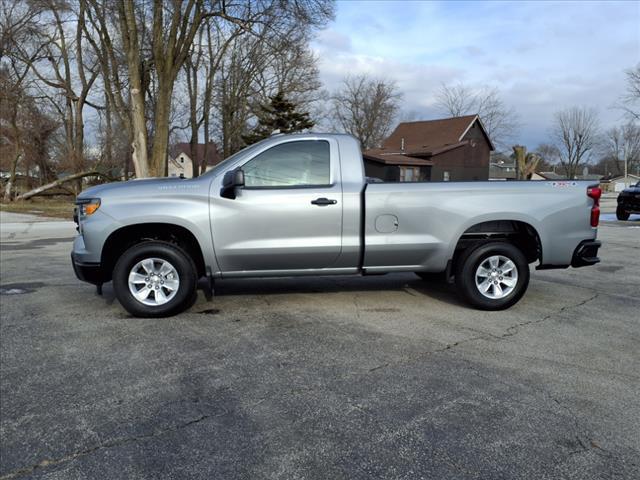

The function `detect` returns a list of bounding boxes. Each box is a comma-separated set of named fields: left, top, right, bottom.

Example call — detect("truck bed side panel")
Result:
left=363, top=181, right=597, bottom=272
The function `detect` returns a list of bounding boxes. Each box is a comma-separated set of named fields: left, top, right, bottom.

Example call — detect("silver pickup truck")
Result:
left=71, top=133, right=602, bottom=317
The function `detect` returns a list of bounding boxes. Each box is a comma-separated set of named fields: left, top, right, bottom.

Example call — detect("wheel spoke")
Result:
left=159, top=261, right=173, bottom=277
left=502, top=260, right=516, bottom=274
left=493, top=283, right=503, bottom=297
left=489, top=257, right=499, bottom=269
left=479, top=279, right=492, bottom=292
left=134, top=286, right=152, bottom=301
left=163, top=279, right=179, bottom=291
left=141, top=259, right=155, bottom=274
left=477, top=266, right=492, bottom=277
left=129, top=272, right=147, bottom=284
left=155, top=288, right=168, bottom=304
left=502, top=277, right=517, bottom=287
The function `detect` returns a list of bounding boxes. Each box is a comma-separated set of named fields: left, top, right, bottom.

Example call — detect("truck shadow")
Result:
left=206, top=273, right=465, bottom=308
left=97, top=274, right=465, bottom=310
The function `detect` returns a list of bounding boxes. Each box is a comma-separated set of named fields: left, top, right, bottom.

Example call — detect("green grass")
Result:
left=0, top=197, right=75, bottom=219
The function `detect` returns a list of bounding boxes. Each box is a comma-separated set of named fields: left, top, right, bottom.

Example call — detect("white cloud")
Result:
left=312, top=0, right=640, bottom=148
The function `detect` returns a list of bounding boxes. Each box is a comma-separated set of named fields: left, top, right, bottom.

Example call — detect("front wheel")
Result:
left=455, top=242, right=529, bottom=310
left=112, top=241, right=198, bottom=317
left=616, top=206, right=630, bottom=221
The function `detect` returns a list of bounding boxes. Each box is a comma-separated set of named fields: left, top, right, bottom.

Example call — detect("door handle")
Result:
left=311, top=197, right=337, bottom=206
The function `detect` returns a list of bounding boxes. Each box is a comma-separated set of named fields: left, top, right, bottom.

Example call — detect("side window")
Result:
left=242, top=140, right=330, bottom=188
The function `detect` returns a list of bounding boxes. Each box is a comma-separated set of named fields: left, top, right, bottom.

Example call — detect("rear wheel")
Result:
left=113, top=241, right=198, bottom=317
left=616, top=206, right=630, bottom=221
left=455, top=242, right=529, bottom=310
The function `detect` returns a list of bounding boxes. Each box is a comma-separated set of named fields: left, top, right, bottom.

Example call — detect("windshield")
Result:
left=202, top=140, right=270, bottom=177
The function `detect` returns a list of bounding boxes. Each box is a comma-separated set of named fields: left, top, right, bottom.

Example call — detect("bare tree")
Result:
left=1, top=0, right=59, bottom=199
left=183, top=17, right=244, bottom=175
left=117, top=0, right=333, bottom=177
left=600, top=123, right=640, bottom=179
left=11, top=1, right=102, bottom=190
left=331, top=75, right=402, bottom=150
left=435, top=83, right=519, bottom=149
left=3, top=0, right=334, bottom=184
left=512, top=145, right=541, bottom=180
left=618, top=64, right=640, bottom=121
left=83, top=0, right=139, bottom=178
left=533, top=143, right=561, bottom=171
left=551, top=107, right=599, bottom=178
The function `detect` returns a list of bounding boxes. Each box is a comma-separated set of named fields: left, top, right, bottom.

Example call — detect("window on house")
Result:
left=243, top=140, right=330, bottom=188
left=399, top=166, right=420, bottom=182
left=443, top=171, right=450, bottom=181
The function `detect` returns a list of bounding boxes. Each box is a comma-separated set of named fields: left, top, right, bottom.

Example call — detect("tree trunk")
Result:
left=149, top=82, right=173, bottom=177
left=104, top=91, right=113, bottom=168
left=189, top=73, right=200, bottom=178
left=4, top=149, right=21, bottom=202
left=73, top=101, right=86, bottom=192
left=120, top=0, right=149, bottom=178
left=16, top=171, right=114, bottom=201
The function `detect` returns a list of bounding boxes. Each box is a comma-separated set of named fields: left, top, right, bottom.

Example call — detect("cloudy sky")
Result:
left=311, top=0, right=640, bottom=150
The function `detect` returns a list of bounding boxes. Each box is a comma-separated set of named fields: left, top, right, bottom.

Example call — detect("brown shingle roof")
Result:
left=362, top=141, right=468, bottom=166
left=363, top=150, right=434, bottom=166
left=170, top=142, right=221, bottom=167
left=382, top=114, right=493, bottom=151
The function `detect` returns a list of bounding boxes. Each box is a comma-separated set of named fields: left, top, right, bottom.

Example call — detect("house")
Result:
left=489, top=152, right=517, bottom=181
left=531, top=170, right=603, bottom=182
left=600, top=174, right=640, bottom=192
left=531, top=171, right=565, bottom=181
left=168, top=141, right=221, bottom=178
left=362, top=115, right=494, bottom=182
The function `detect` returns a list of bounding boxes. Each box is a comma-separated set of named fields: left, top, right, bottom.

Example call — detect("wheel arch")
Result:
left=450, top=219, right=543, bottom=272
left=100, top=223, right=207, bottom=282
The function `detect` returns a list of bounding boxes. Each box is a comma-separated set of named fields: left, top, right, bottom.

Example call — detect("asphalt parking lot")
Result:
left=1, top=210, right=639, bottom=479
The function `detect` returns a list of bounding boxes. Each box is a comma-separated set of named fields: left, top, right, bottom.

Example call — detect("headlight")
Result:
left=75, top=198, right=101, bottom=217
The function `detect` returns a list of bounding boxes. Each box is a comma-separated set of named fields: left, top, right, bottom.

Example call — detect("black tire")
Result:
left=616, top=206, right=630, bottom=221
left=455, top=242, right=529, bottom=311
left=112, top=241, right=198, bottom=317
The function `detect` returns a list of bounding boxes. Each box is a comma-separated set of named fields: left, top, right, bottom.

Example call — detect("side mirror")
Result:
left=220, top=168, right=245, bottom=199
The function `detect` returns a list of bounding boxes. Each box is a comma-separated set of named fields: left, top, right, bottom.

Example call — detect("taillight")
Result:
left=587, top=186, right=601, bottom=227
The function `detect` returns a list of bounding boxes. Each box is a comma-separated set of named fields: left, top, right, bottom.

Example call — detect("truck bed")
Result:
left=363, top=180, right=598, bottom=272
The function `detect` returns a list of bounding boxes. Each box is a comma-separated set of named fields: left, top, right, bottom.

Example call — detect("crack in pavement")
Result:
left=367, top=292, right=600, bottom=374
left=462, top=360, right=620, bottom=467
left=0, top=410, right=226, bottom=480
left=500, top=293, right=599, bottom=338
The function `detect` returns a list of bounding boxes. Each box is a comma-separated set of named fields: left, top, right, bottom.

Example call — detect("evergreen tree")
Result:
left=242, top=91, right=315, bottom=145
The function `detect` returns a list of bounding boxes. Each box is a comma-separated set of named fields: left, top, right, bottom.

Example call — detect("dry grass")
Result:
left=0, top=197, right=75, bottom=219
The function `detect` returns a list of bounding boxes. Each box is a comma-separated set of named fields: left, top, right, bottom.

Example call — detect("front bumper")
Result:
left=71, top=252, right=104, bottom=285
left=571, top=240, right=601, bottom=268
left=617, top=197, right=640, bottom=213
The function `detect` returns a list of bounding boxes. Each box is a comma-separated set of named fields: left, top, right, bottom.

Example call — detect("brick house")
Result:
left=363, top=115, right=494, bottom=182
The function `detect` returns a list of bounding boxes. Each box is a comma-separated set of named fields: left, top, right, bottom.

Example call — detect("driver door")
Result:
left=210, top=139, right=343, bottom=273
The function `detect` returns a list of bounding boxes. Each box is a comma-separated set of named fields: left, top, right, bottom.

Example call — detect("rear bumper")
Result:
left=537, top=239, right=601, bottom=270
left=571, top=240, right=601, bottom=268
left=71, top=252, right=104, bottom=285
